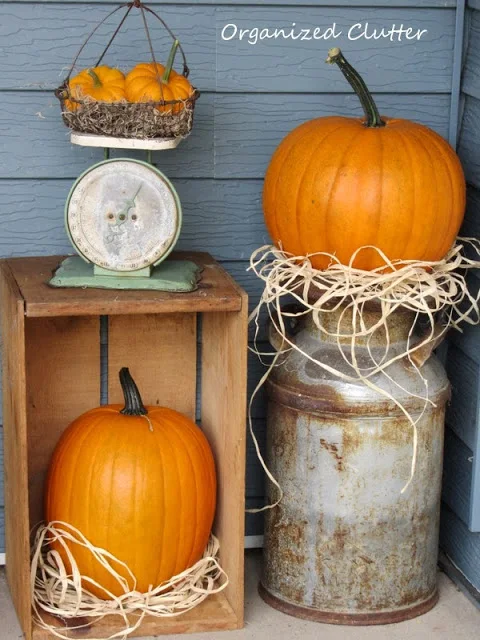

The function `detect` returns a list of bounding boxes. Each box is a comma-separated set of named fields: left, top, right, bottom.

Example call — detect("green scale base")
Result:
left=49, top=256, right=201, bottom=292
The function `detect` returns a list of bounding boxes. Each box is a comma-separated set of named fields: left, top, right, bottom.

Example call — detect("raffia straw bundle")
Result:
left=247, top=239, right=480, bottom=501
left=31, top=521, right=228, bottom=640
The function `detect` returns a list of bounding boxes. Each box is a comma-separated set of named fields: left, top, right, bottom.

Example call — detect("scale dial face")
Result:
left=66, top=159, right=181, bottom=272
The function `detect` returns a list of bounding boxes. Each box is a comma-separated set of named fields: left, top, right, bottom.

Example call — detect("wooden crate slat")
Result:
left=6, top=254, right=242, bottom=317
left=32, top=591, right=238, bottom=639
left=108, top=313, right=197, bottom=420
left=0, top=261, right=31, bottom=638
left=201, top=297, right=248, bottom=626
left=25, top=316, right=100, bottom=529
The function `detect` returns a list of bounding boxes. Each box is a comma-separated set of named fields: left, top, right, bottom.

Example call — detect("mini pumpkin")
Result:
left=45, top=368, right=217, bottom=598
left=66, top=66, right=126, bottom=111
left=125, top=40, right=194, bottom=113
left=263, top=48, right=466, bottom=271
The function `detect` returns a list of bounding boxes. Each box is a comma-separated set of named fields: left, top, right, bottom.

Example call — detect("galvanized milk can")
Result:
left=260, top=304, right=450, bottom=624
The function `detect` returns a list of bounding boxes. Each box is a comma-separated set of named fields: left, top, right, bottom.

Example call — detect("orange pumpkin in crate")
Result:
left=45, top=368, right=216, bottom=598
left=126, top=40, right=194, bottom=113
left=263, top=48, right=466, bottom=271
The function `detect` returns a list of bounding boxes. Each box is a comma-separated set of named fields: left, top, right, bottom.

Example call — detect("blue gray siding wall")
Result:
left=0, top=0, right=464, bottom=551
left=440, top=0, right=480, bottom=592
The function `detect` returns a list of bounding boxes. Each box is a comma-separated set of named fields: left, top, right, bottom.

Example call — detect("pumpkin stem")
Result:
left=87, top=68, right=102, bottom=89
left=326, top=48, right=385, bottom=128
left=119, top=368, right=148, bottom=416
left=162, top=39, right=179, bottom=84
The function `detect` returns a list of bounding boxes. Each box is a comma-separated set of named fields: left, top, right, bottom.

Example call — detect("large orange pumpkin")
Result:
left=263, top=48, right=466, bottom=271
left=45, top=368, right=216, bottom=599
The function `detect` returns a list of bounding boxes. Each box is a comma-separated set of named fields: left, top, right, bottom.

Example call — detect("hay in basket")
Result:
left=55, top=1, right=200, bottom=140
left=56, top=93, right=199, bottom=139
left=31, top=521, right=228, bottom=640
left=247, top=239, right=480, bottom=503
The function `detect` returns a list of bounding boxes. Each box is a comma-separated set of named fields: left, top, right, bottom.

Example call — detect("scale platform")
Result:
left=71, top=132, right=183, bottom=150
left=50, top=256, right=201, bottom=292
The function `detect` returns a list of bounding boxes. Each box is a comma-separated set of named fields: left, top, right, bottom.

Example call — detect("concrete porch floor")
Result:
left=1, top=550, right=479, bottom=639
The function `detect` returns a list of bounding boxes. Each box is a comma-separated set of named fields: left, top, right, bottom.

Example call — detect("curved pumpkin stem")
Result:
left=119, top=368, right=148, bottom=416
left=326, top=48, right=385, bottom=128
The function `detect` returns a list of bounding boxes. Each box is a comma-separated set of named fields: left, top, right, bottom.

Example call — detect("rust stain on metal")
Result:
left=263, top=507, right=307, bottom=605
left=319, top=437, right=344, bottom=470
left=259, top=583, right=440, bottom=625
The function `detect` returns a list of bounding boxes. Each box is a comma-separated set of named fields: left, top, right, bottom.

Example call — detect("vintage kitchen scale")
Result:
left=50, top=1, right=201, bottom=292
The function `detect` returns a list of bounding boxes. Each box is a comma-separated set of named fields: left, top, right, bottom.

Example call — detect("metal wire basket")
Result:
left=55, top=1, right=200, bottom=140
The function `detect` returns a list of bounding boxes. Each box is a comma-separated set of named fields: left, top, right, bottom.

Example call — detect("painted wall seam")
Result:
left=449, top=0, right=466, bottom=146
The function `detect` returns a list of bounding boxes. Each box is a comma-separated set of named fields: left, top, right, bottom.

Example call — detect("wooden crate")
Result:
left=0, top=252, right=248, bottom=639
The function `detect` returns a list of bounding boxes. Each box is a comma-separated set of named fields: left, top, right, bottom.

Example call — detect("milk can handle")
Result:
left=268, top=303, right=304, bottom=352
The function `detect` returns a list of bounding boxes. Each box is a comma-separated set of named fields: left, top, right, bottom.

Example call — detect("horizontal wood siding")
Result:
left=0, top=179, right=269, bottom=259
left=0, top=93, right=214, bottom=179
left=214, top=94, right=451, bottom=179
left=215, top=8, right=454, bottom=93
left=458, top=95, right=480, bottom=188
left=443, top=0, right=480, bottom=535
left=444, top=186, right=480, bottom=536
left=0, top=4, right=215, bottom=91
left=0, top=0, right=461, bottom=553
left=440, top=504, right=480, bottom=592
left=0, top=5, right=456, bottom=92
left=9, top=0, right=458, bottom=6
left=442, top=427, right=474, bottom=527
left=440, top=0, right=480, bottom=593
left=446, top=346, right=479, bottom=451
left=462, top=8, right=480, bottom=99
left=0, top=92, right=450, bottom=180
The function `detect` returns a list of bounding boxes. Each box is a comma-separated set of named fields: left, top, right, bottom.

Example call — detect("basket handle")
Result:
left=65, top=1, right=189, bottom=82
left=142, top=3, right=189, bottom=77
